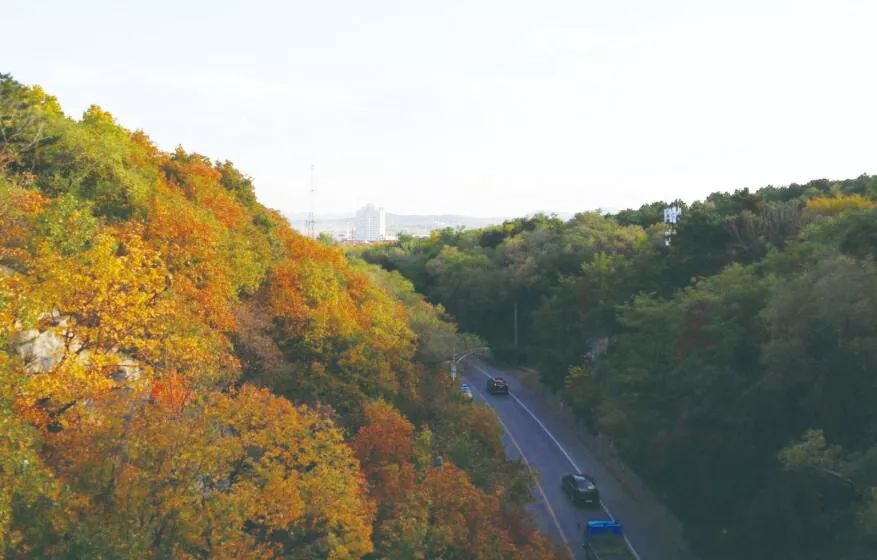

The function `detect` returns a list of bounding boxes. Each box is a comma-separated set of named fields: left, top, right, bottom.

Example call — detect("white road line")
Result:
left=467, top=361, right=643, bottom=560
left=469, top=383, right=577, bottom=560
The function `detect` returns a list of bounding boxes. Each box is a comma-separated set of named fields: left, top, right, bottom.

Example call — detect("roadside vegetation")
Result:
left=361, top=175, right=877, bottom=559
left=0, top=74, right=561, bottom=559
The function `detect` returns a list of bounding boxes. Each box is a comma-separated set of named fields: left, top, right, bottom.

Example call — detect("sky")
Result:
left=5, top=0, right=877, bottom=217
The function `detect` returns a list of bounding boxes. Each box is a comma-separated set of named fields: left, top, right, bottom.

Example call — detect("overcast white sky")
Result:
left=5, top=0, right=876, bottom=217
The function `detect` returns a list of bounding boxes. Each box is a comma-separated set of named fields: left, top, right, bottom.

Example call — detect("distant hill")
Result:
left=284, top=211, right=507, bottom=238
left=386, top=213, right=505, bottom=235
left=283, top=210, right=622, bottom=238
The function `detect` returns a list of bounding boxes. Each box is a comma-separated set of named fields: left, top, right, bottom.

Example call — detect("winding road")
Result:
left=460, top=358, right=695, bottom=560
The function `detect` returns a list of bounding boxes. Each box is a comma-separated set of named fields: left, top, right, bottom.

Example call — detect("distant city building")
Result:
left=354, top=203, right=386, bottom=241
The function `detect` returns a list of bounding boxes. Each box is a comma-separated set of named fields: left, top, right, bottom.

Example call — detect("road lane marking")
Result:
left=468, top=361, right=643, bottom=560
left=469, top=383, right=577, bottom=560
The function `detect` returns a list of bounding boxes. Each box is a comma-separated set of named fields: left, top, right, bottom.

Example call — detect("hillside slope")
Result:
left=0, top=74, right=560, bottom=559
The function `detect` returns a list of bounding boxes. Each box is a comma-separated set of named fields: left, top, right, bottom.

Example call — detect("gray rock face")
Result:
left=11, top=327, right=141, bottom=381
left=12, top=329, right=65, bottom=373
left=112, top=356, right=141, bottom=381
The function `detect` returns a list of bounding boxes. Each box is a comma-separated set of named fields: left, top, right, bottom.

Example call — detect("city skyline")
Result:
left=285, top=204, right=514, bottom=239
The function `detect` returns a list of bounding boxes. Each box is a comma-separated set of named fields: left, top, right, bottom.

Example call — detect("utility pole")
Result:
left=306, top=164, right=316, bottom=239
left=449, top=342, right=456, bottom=381
left=449, top=346, right=489, bottom=382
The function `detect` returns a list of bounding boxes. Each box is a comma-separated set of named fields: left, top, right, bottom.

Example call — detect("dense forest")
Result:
left=361, top=175, right=877, bottom=558
left=0, top=74, right=563, bottom=559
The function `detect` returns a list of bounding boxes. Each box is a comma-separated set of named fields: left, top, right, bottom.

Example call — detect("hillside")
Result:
left=0, top=74, right=561, bottom=559
left=361, top=178, right=877, bottom=559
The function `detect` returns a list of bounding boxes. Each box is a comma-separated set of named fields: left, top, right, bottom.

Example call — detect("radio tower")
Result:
left=306, top=164, right=316, bottom=239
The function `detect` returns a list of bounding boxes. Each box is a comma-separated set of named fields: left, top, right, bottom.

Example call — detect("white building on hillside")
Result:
left=354, top=203, right=386, bottom=241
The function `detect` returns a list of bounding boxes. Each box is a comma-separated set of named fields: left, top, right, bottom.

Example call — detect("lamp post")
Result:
left=449, top=346, right=489, bottom=381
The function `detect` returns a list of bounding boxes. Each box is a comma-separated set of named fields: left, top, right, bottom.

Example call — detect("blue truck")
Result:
left=582, top=520, right=636, bottom=560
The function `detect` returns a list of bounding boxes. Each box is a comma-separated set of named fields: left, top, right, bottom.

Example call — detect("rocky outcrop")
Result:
left=11, top=326, right=141, bottom=381
left=12, top=328, right=65, bottom=373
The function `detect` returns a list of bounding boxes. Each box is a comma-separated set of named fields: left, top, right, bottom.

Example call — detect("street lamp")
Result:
left=448, top=346, right=489, bottom=381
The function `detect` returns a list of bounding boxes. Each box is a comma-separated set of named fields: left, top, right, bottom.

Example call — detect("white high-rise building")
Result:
left=354, top=203, right=386, bottom=241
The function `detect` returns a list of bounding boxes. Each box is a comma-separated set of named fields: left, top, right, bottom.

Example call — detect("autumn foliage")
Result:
left=355, top=401, right=558, bottom=559
left=804, top=193, right=875, bottom=216
left=0, top=74, right=559, bottom=558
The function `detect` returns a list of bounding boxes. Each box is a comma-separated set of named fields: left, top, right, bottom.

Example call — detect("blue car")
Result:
left=460, top=383, right=473, bottom=400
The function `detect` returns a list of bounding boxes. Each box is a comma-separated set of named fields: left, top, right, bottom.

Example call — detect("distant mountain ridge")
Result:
left=282, top=209, right=625, bottom=238
left=386, top=212, right=504, bottom=229
left=284, top=211, right=508, bottom=237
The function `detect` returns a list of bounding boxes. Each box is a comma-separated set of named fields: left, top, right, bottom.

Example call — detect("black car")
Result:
left=562, top=473, right=600, bottom=507
left=486, top=376, right=509, bottom=395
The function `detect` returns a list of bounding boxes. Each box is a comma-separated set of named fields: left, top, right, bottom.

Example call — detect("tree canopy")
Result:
left=361, top=175, right=877, bottom=559
left=0, top=74, right=560, bottom=559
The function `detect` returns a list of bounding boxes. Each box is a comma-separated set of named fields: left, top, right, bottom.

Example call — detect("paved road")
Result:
left=461, top=358, right=695, bottom=560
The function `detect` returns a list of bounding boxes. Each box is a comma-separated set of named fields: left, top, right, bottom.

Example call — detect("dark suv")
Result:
left=562, top=473, right=600, bottom=507
left=486, top=377, right=509, bottom=395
